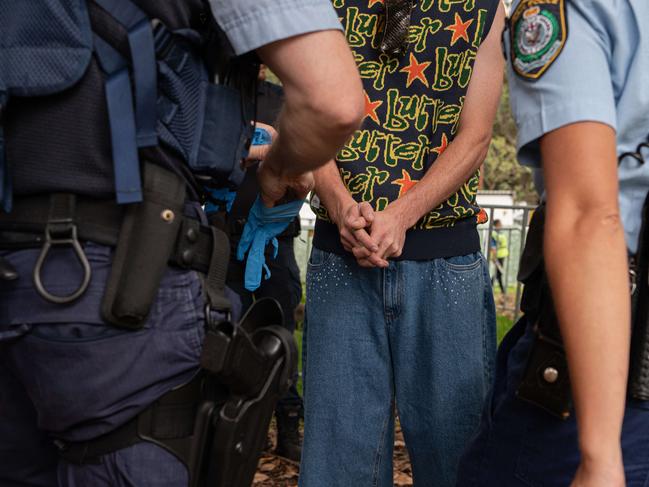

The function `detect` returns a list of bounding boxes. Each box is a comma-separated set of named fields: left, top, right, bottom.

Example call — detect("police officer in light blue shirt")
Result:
left=457, top=0, right=649, bottom=485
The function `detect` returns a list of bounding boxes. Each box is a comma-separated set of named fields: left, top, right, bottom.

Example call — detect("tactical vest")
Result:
left=0, top=0, right=257, bottom=211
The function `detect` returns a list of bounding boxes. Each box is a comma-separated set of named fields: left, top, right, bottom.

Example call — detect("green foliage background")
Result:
left=482, top=79, right=538, bottom=203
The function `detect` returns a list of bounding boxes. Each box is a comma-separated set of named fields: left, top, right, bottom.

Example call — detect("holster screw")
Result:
left=161, top=209, right=175, bottom=223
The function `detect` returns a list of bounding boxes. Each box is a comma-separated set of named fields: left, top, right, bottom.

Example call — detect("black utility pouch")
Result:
left=517, top=322, right=572, bottom=420
left=101, top=163, right=186, bottom=329
left=515, top=206, right=573, bottom=419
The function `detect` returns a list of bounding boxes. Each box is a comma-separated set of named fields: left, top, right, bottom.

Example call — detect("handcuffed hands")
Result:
left=333, top=201, right=409, bottom=268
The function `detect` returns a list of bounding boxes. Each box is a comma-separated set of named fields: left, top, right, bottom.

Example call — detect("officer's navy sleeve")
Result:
left=507, top=1, right=616, bottom=168
left=208, top=0, right=343, bottom=56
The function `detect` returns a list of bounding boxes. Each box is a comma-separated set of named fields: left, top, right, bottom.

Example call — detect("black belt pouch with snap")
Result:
left=101, top=163, right=186, bottom=329
left=515, top=206, right=573, bottom=419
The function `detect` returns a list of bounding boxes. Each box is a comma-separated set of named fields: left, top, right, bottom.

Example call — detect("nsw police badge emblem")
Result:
left=509, top=0, right=567, bottom=80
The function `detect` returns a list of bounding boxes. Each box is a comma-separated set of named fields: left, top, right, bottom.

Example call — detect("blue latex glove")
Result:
left=252, top=127, right=272, bottom=146
left=205, top=187, right=236, bottom=214
left=237, top=196, right=303, bottom=292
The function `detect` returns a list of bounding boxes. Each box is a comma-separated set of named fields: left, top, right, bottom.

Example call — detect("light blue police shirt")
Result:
left=209, top=0, right=343, bottom=56
left=508, top=0, right=649, bottom=253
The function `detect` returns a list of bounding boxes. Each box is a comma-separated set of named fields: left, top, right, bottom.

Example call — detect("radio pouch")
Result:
left=515, top=206, right=573, bottom=419
left=101, top=163, right=186, bottom=329
left=516, top=304, right=572, bottom=420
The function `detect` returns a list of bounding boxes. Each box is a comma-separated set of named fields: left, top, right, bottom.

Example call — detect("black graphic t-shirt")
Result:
left=313, top=0, right=499, bottom=260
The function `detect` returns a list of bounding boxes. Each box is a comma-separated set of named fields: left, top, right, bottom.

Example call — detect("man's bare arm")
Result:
left=542, top=122, right=628, bottom=487
left=359, top=3, right=505, bottom=261
left=257, top=31, right=365, bottom=178
left=388, top=3, right=504, bottom=228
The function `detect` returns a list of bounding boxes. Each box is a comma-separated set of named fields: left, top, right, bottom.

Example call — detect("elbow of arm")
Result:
left=546, top=203, right=624, bottom=240
left=314, top=90, right=364, bottom=139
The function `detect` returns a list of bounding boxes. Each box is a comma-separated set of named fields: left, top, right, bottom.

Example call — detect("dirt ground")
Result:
left=253, top=422, right=413, bottom=487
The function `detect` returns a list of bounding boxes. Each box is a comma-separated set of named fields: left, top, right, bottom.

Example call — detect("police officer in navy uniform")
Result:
left=457, top=0, right=649, bottom=485
left=0, top=0, right=364, bottom=485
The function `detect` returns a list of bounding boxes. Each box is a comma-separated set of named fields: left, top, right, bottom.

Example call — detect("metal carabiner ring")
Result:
left=33, top=224, right=92, bottom=304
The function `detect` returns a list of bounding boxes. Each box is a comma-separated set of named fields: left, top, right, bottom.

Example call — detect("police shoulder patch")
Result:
left=509, top=0, right=567, bottom=81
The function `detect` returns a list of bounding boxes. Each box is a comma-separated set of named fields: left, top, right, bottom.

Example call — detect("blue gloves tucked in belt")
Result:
left=237, top=196, right=303, bottom=292
left=204, top=188, right=236, bottom=214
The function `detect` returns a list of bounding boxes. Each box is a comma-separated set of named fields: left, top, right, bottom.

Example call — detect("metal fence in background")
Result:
left=478, top=204, right=535, bottom=320
left=294, top=204, right=535, bottom=319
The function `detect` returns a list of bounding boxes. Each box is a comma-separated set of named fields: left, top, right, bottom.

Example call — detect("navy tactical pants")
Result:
left=0, top=243, right=238, bottom=486
left=457, top=317, right=649, bottom=487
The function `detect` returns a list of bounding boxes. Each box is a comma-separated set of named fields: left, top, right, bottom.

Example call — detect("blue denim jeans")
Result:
left=457, top=317, right=649, bottom=487
left=299, top=249, right=496, bottom=487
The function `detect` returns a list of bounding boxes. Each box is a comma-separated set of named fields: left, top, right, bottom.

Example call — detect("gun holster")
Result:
left=515, top=206, right=573, bottom=419
left=57, top=298, right=297, bottom=487
left=196, top=297, right=297, bottom=487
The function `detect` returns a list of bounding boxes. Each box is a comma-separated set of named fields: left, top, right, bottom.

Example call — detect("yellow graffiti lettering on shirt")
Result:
left=347, top=166, right=390, bottom=202
left=430, top=97, right=463, bottom=134
left=384, top=88, right=436, bottom=132
left=337, top=129, right=387, bottom=163
left=344, top=7, right=381, bottom=48
left=472, top=9, right=489, bottom=48
left=437, top=0, right=475, bottom=13
left=431, top=47, right=476, bottom=91
left=384, top=133, right=430, bottom=170
left=357, top=53, right=400, bottom=91
left=375, top=197, right=389, bottom=211
left=408, top=17, right=443, bottom=53
left=338, top=167, right=353, bottom=187
left=418, top=212, right=458, bottom=229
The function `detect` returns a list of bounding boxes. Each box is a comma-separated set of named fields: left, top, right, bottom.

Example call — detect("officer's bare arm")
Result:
left=542, top=122, right=629, bottom=483
left=256, top=30, right=364, bottom=177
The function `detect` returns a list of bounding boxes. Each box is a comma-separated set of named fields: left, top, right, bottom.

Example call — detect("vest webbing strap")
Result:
left=94, top=35, right=143, bottom=204
left=91, top=0, right=159, bottom=205
left=93, top=0, right=157, bottom=147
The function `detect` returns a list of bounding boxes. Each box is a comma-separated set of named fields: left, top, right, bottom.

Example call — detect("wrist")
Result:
left=330, top=196, right=357, bottom=227
left=579, top=439, right=623, bottom=466
left=386, top=200, right=415, bottom=230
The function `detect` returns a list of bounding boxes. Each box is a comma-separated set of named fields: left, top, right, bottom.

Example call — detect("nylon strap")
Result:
left=205, top=226, right=231, bottom=311
left=93, top=0, right=158, bottom=147
left=94, top=36, right=143, bottom=204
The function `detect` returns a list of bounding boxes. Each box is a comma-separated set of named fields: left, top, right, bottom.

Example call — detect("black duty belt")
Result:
left=0, top=188, right=231, bottom=322
left=0, top=194, right=214, bottom=275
